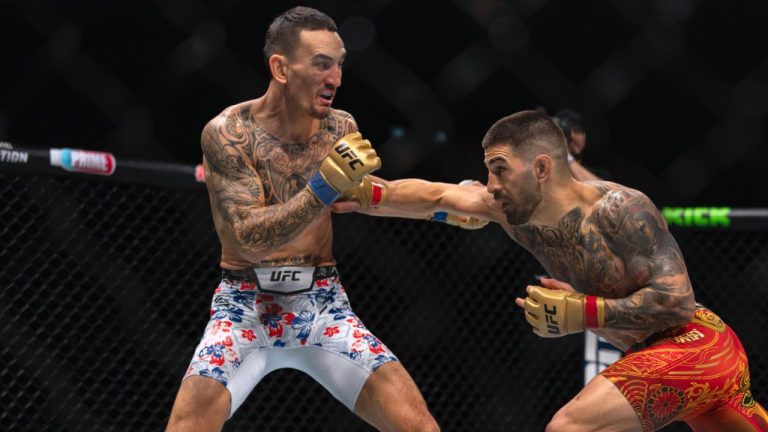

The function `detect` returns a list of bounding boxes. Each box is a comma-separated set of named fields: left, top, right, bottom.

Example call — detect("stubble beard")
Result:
left=504, top=173, right=542, bottom=226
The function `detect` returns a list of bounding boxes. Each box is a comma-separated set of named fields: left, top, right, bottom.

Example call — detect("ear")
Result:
left=532, top=154, right=552, bottom=183
left=269, top=54, right=288, bottom=84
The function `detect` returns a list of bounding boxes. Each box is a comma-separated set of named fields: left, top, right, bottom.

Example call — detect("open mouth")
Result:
left=318, top=91, right=334, bottom=104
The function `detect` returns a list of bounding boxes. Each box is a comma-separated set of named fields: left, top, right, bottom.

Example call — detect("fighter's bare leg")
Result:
left=166, top=376, right=231, bottom=432
left=354, top=362, right=440, bottom=432
left=546, top=375, right=642, bottom=432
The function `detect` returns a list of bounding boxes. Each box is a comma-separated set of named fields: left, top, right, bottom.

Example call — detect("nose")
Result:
left=486, top=174, right=500, bottom=195
left=326, top=65, right=342, bottom=88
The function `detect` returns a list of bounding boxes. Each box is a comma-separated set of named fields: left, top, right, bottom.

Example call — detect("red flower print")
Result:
left=268, top=325, right=283, bottom=338
left=323, top=326, right=340, bottom=337
left=256, top=294, right=274, bottom=305
left=346, top=317, right=364, bottom=328
left=649, top=386, right=685, bottom=421
left=211, top=320, right=232, bottom=335
left=242, top=329, right=256, bottom=341
left=282, top=312, right=296, bottom=325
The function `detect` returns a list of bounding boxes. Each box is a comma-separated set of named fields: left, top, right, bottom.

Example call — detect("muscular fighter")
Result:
left=336, top=110, right=768, bottom=431
left=166, top=7, right=444, bottom=431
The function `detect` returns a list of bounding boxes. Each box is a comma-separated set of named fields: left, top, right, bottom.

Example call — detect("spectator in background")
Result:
left=552, top=109, right=604, bottom=182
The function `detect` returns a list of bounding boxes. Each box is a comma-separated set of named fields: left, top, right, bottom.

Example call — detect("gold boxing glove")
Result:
left=522, top=286, right=605, bottom=338
left=427, top=179, right=489, bottom=230
left=339, top=175, right=385, bottom=208
left=307, top=133, right=382, bottom=205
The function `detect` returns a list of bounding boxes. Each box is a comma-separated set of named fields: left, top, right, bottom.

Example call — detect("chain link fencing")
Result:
left=1, top=160, right=766, bottom=431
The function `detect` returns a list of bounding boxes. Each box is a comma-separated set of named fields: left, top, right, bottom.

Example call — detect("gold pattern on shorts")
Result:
left=739, top=368, right=751, bottom=392
left=672, top=329, right=704, bottom=344
left=647, top=386, right=686, bottom=423
left=742, top=390, right=756, bottom=408
left=693, top=309, right=725, bottom=333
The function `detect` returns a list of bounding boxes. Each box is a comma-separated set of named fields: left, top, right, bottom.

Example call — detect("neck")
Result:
left=528, top=177, right=594, bottom=227
left=257, top=81, right=319, bottom=143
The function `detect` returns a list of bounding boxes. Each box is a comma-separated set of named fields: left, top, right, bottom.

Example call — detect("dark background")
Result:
left=3, top=171, right=767, bottom=431
left=2, top=0, right=768, bottom=206
left=2, top=1, right=768, bottom=431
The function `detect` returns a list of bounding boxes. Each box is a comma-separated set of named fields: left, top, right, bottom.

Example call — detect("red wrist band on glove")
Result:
left=370, top=182, right=383, bottom=208
left=584, top=295, right=605, bottom=329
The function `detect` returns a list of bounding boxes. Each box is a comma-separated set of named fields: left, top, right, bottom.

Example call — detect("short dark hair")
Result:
left=482, top=110, right=568, bottom=162
left=552, top=109, right=583, bottom=137
left=263, top=6, right=338, bottom=65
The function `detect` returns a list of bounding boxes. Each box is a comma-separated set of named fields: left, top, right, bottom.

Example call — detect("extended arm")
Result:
left=338, top=175, right=504, bottom=224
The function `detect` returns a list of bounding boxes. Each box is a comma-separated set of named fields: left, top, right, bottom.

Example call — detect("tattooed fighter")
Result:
left=336, top=110, right=768, bottom=431
left=166, top=7, right=440, bottom=432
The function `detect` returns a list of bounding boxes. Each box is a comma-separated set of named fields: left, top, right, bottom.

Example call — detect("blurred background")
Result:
left=2, top=1, right=768, bottom=431
left=3, top=0, right=768, bottom=205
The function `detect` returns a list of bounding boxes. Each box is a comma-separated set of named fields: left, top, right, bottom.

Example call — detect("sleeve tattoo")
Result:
left=201, top=116, right=324, bottom=256
left=595, top=190, right=696, bottom=331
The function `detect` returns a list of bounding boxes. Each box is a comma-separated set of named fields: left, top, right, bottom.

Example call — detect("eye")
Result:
left=315, top=61, right=331, bottom=70
left=494, top=166, right=506, bottom=175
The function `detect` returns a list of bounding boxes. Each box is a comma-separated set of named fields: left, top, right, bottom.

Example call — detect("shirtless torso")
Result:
left=202, top=101, right=357, bottom=269
left=508, top=181, right=692, bottom=351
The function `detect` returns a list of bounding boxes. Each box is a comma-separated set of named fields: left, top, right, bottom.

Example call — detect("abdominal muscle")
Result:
left=218, top=212, right=337, bottom=269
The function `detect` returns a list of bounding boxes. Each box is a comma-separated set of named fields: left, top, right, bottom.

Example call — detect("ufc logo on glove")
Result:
left=334, top=142, right=364, bottom=170
left=545, top=305, right=561, bottom=335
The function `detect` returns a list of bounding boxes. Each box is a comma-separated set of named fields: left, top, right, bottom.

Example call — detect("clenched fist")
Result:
left=307, top=132, right=382, bottom=205
left=519, top=285, right=605, bottom=338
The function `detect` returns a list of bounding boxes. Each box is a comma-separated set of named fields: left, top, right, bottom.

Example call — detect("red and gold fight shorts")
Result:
left=600, top=307, right=768, bottom=431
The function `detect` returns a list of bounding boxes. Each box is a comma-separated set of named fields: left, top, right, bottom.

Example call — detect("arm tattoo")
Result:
left=232, top=191, right=324, bottom=252
left=201, top=112, right=325, bottom=256
left=594, top=189, right=695, bottom=331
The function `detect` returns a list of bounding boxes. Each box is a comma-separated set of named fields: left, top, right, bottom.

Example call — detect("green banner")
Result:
left=662, top=207, right=731, bottom=228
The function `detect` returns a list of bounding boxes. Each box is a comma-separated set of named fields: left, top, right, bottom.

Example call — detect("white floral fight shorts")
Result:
left=184, top=266, right=398, bottom=416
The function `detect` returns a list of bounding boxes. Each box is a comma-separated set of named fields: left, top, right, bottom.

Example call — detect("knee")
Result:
left=404, top=414, right=440, bottom=432
left=419, top=416, right=441, bottom=432
left=387, top=406, right=439, bottom=432
left=166, top=377, right=230, bottom=431
left=545, top=407, right=574, bottom=432
left=167, top=403, right=229, bottom=432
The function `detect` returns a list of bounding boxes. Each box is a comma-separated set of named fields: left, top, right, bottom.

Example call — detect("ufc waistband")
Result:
left=221, top=265, right=339, bottom=295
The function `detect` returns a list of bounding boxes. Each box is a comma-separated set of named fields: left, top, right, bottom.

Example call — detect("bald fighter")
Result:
left=335, top=110, right=768, bottom=431
left=165, top=7, right=445, bottom=431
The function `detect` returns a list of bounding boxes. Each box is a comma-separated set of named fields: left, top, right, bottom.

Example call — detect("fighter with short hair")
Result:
left=166, top=7, right=450, bottom=431
left=336, top=110, right=768, bottom=431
